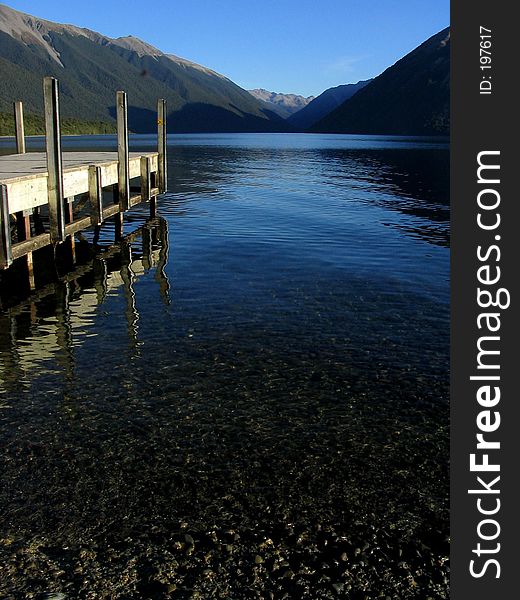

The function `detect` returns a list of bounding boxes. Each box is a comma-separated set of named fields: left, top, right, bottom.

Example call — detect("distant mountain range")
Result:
left=248, top=89, right=315, bottom=119
left=288, top=80, right=371, bottom=130
left=0, top=3, right=449, bottom=136
left=313, top=28, right=450, bottom=135
left=0, top=3, right=289, bottom=133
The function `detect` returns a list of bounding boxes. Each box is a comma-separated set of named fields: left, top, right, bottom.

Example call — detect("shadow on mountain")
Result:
left=108, top=106, right=157, bottom=133
left=169, top=103, right=293, bottom=133
left=1, top=8, right=290, bottom=135
left=313, top=28, right=450, bottom=135
left=107, top=103, right=294, bottom=134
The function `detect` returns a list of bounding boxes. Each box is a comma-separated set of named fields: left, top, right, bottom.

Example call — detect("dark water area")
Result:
left=0, top=134, right=449, bottom=598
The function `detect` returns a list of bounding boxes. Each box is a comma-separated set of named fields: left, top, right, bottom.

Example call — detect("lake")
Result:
left=0, top=133, right=449, bottom=598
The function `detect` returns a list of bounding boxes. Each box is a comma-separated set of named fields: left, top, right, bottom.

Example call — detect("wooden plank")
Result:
left=5, top=177, right=48, bottom=214
left=2, top=154, right=156, bottom=214
left=103, top=203, right=122, bottom=221
left=11, top=232, right=50, bottom=260
left=43, top=76, right=65, bottom=243
left=14, top=101, right=26, bottom=154
left=117, top=91, right=130, bottom=211
left=157, top=99, right=167, bottom=193
left=10, top=185, right=159, bottom=262
left=89, top=165, right=103, bottom=225
left=0, top=184, right=12, bottom=269
left=0, top=152, right=156, bottom=184
left=63, top=215, right=94, bottom=237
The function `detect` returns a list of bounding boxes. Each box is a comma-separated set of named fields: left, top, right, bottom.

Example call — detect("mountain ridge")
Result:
left=248, top=89, right=315, bottom=118
left=312, top=28, right=450, bottom=135
left=0, top=3, right=289, bottom=133
left=288, top=80, right=371, bottom=130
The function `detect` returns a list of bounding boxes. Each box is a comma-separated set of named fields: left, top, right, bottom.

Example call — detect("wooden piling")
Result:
left=0, top=184, right=12, bottom=269
left=157, top=99, right=167, bottom=193
left=43, top=77, right=66, bottom=243
left=117, top=91, right=130, bottom=211
left=14, top=100, right=35, bottom=286
left=66, top=198, right=76, bottom=264
left=140, top=156, right=152, bottom=202
left=15, top=210, right=35, bottom=289
left=14, top=101, right=26, bottom=155
left=113, top=184, right=123, bottom=241
left=89, top=165, right=104, bottom=226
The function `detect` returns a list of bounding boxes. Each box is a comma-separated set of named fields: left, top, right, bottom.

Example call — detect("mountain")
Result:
left=313, top=28, right=450, bottom=135
left=288, top=80, right=371, bottom=130
left=248, top=89, right=315, bottom=119
left=0, top=111, right=116, bottom=136
left=0, top=3, right=289, bottom=133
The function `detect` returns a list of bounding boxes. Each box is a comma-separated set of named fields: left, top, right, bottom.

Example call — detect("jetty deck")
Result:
left=0, top=151, right=159, bottom=215
left=0, top=77, right=167, bottom=289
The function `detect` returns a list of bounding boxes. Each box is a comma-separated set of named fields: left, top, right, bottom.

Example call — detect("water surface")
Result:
left=0, top=133, right=449, bottom=599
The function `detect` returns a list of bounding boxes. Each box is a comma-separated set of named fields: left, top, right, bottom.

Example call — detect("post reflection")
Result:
left=0, top=217, right=170, bottom=392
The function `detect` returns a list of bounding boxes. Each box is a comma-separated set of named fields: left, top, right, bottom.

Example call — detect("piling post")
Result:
left=0, top=185, right=12, bottom=270
left=43, top=77, right=65, bottom=243
left=66, top=198, right=76, bottom=264
left=140, top=155, right=155, bottom=216
left=140, top=156, right=151, bottom=202
left=15, top=210, right=35, bottom=289
left=89, top=165, right=104, bottom=226
left=14, top=101, right=26, bottom=154
left=113, top=184, right=123, bottom=241
left=117, top=91, right=130, bottom=211
left=13, top=100, right=35, bottom=287
left=157, top=99, right=167, bottom=193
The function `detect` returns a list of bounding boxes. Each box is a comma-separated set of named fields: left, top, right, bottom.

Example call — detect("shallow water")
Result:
left=0, top=133, right=449, bottom=598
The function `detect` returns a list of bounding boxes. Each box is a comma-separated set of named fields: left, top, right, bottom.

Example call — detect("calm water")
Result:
left=0, top=134, right=449, bottom=598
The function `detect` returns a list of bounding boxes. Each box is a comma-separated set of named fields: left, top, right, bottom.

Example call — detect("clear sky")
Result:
left=5, top=0, right=449, bottom=97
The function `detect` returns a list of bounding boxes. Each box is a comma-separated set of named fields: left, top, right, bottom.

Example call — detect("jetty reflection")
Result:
left=0, top=217, right=169, bottom=392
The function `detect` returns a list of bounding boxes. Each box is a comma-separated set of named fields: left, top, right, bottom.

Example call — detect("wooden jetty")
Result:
left=0, top=77, right=167, bottom=290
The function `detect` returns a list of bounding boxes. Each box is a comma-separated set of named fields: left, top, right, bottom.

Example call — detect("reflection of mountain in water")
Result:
left=0, top=218, right=170, bottom=391
left=167, top=142, right=449, bottom=247
left=319, top=147, right=450, bottom=247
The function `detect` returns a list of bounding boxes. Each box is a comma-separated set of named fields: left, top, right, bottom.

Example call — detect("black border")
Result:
left=451, top=1, right=519, bottom=595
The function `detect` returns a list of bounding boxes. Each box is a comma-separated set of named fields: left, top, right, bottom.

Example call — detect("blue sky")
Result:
left=6, top=0, right=449, bottom=97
